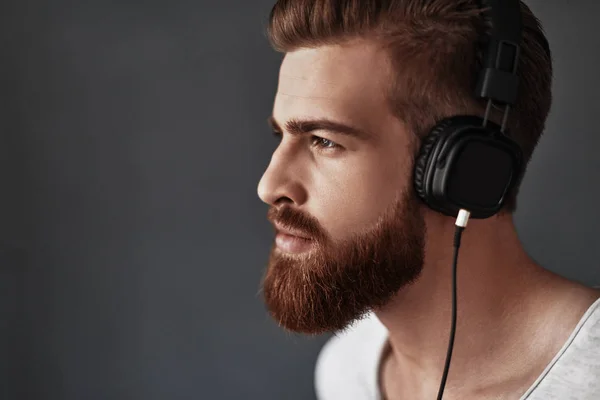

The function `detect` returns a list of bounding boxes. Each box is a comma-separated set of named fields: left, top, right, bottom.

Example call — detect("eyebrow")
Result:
left=267, top=116, right=372, bottom=141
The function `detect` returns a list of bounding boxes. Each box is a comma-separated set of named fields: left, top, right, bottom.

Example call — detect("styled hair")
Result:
left=267, top=0, right=553, bottom=213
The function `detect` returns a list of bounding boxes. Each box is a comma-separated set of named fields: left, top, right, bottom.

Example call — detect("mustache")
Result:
left=267, top=205, right=325, bottom=242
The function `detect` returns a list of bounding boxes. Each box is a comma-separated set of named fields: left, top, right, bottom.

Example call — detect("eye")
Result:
left=271, top=131, right=342, bottom=152
left=311, top=136, right=341, bottom=151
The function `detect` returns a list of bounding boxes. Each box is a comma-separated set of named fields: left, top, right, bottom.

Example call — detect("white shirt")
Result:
left=315, top=297, right=600, bottom=399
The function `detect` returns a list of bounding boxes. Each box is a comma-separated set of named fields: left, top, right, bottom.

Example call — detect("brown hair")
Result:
left=267, top=0, right=553, bottom=213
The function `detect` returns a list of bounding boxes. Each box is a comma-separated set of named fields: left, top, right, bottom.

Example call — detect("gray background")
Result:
left=0, top=1, right=598, bottom=399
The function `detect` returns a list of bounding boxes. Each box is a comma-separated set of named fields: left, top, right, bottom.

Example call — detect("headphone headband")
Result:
left=476, top=0, right=523, bottom=106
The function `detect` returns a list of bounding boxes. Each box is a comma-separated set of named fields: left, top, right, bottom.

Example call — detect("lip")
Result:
left=273, top=223, right=312, bottom=240
left=275, top=232, right=314, bottom=254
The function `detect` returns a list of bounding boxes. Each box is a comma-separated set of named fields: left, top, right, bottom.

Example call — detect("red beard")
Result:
left=261, top=189, right=426, bottom=335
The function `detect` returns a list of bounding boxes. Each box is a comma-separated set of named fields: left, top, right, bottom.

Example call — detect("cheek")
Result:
left=312, top=154, right=406, bottom=240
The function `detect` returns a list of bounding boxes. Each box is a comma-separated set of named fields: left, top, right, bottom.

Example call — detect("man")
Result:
left=256, top=0, right=600, bottom=399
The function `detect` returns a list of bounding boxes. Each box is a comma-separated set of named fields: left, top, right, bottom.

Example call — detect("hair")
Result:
left=266, top=0, right=553, bottom=214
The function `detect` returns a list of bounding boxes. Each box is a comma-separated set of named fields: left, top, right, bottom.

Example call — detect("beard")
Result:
left=260, top=187, right=426, bottom=335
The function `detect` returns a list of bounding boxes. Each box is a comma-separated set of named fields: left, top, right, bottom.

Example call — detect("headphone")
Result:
left=413, top=0, right=524, bottom=219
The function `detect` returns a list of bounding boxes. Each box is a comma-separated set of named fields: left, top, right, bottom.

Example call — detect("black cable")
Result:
left=435, top=225, right=465, bottom=400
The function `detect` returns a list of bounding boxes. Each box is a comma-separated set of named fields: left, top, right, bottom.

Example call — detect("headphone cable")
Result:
left=435, top=209, right=470, bottom=400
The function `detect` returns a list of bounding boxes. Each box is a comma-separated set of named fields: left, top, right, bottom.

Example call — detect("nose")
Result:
left=257, top=147, right=307, bottom=207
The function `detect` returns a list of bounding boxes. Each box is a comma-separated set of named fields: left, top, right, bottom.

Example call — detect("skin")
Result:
left=256, top=40, right=600, bottom=399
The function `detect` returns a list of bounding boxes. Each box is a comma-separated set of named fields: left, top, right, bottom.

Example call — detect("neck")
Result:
left=374, top=211, right=570, bottom=397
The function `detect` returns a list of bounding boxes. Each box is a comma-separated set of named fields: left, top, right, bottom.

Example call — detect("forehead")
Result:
left=274, top=42, right=392, bottom=128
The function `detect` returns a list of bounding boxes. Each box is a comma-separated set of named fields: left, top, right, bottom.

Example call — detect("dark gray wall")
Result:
left=0, top=1, right=598, bottom=399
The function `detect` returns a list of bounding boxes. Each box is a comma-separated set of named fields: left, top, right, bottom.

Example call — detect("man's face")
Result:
left=257, top=41, right=427, bottom=335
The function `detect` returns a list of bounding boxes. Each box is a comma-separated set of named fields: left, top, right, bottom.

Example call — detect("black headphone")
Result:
left=413, top=0, right=524, bottom=219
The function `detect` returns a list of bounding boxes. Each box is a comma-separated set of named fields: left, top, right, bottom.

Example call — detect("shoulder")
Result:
left=314, top=312, right=389, bottom=400
left=527, top=297, right=600, bottom=398
left=559, top=297, right=600, bottom=371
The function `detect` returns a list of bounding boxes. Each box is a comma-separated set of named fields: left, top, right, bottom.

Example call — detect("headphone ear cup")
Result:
left=413, top=119, right=454, bottom=204
left=413, top=115, right=524, bottom=218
